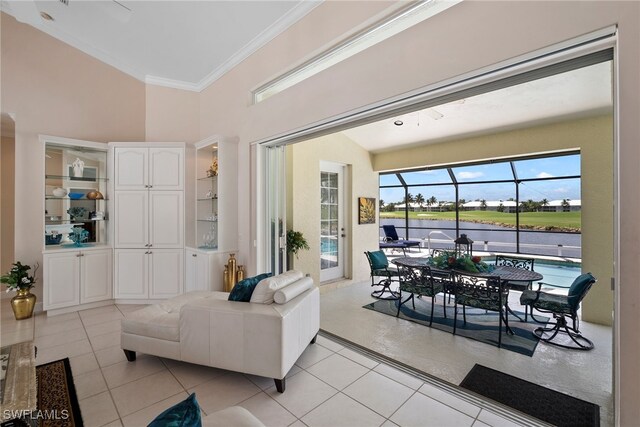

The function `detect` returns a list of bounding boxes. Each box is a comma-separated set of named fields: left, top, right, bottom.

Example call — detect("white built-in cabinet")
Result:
left=184, top=136, right=238, bottom=292
left=43, top=247, right=112, bottom=310
left=114, top=248, right=183, bottom=299
left=113, top=144, right=185, bottom=300
left=114, top=147, right=183, bottom=191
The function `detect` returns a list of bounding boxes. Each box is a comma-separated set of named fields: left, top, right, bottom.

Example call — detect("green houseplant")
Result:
left=1, top=261, right=38, bottom=320
left=286, top=230, right=310, bottom=266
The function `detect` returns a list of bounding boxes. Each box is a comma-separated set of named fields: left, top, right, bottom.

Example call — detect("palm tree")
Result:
left=428, top=196, right=437, bottom=212
left=458, top=198, right=467, bottom=210
left=480, top=199, right=487, bottom=211
left=403, top=193, right=415, bottom=205
left=379, top=200, right=385, bottom=211
left=561, top=199, right=571, bottom=212
left=540, top=198, right=549, bottom=212
left=414, top=193, right=425, bottom=211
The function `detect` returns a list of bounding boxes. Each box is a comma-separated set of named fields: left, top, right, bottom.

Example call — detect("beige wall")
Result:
left=145, top=85, right=200, bottom=143
left=375, top=115, right=614, bottom=325
left=0, top=13, right=146, bottom=301
left=287, top=133, right=378, bottom=285
left=1, top=116, right=16, bottom=282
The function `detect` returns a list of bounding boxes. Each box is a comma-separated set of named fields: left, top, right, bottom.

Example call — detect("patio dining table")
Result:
left=391, top=256, right=543, bottom=321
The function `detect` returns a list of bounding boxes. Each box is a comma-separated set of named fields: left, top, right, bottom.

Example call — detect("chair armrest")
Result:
left=536, top=281, right=571, bottom=290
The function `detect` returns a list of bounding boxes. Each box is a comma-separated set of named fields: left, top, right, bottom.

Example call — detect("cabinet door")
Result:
left=149, top=148, right=183, bottom=190
left=149, top=191, right=183, bottom=248
left=114, top=249, right=148, bottom=299
left=44, top=252, right=80, bottom=310
left=185, top=250, right=210, bottom=292
left=81, top=249, right=112, bottom=304
left=115, top=148, right=148, bottom=190
left=150, top=249, right=183, bottom=298
left=114, top=191, right=148, bottom=248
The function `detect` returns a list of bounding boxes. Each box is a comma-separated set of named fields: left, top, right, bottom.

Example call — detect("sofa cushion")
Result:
left=202, top=406, right=265, bottom=427
left=149, top=393, right=201, bottom=427
left=274, top=277, right=313, bottom=304
left=228, top=273, right=272, bottom=302
left=250, top=270, right=304, bottom=304
left=122, top=304, right=181, bottom=342
left=159, top=291, right=216, bottom=313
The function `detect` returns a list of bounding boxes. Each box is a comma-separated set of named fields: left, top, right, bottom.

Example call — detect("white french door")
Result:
left=320, top=161, right=345, bottom=282
left=262, top=145, right=287, bottom=276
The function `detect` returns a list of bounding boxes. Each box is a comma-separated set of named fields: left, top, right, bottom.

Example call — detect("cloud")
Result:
left=536, top=172, right=554, bottom=178
left=552, top=187, right=570, bottom=193
left=457, top=171, right=484, bottom=179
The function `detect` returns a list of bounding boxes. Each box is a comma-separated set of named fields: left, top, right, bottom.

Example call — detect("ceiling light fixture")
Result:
left=394, top=120, right=403, bottom=126
left=40, top=11, right=54, bottom=21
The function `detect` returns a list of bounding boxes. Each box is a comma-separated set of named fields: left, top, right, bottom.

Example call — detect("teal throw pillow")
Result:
left=148, top=393, right=201, bottom=427
left=228, top=273, right=273, bottom=302
left=368, top=251, right=388, bottom=270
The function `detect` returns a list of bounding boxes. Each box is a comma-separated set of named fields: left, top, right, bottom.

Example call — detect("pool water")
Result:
left=486, top=258, right=581, bottom=288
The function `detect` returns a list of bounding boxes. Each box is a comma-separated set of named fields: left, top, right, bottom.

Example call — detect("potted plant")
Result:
left=286, top=230, right=310, bottom=267
left=1, top=261, right=38, bottom=320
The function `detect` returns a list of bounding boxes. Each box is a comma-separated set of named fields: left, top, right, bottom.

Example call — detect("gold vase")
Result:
left=223, top=265, right=230, bottom=292
left=236, top=265, right=245, bottom=282
left=11, top=289, right=36, bottom=320
left=226, top=254, right=238, bottom=291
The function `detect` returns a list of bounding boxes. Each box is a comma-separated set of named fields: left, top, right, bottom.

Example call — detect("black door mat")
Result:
left=460, top=364, right=599, bottom=427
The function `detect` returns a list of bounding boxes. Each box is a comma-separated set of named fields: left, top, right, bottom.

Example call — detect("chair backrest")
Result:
left=452, top=270, right=506, bottom=311
left=495, top=255, right=534, bottom=271
left=382, top=225, right=399, bottom=241
left=567, top=272, right=597, bottom=310
left=364, top=250, right=389, bottom=270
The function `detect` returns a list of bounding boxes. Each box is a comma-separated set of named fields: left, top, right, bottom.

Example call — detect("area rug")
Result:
left=363, top=297, right=548, bottom=356
left=460, top=364, right=600, bottom=427
left=35, top=358, right=84, bottom=427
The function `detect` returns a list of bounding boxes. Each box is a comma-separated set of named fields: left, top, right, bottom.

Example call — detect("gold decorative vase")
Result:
left=225, top=254, right=238, bottom=292
left=11, top=289, right=36, bottom=320
left=236, top=265, right=245, bottom=282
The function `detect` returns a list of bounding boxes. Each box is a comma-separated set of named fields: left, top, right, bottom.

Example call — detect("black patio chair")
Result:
left=364, top=250, right=400, bottom=300
left=395, top=265, right=450, bottom=325
left=520, top=272, right=597, bottom=350
left=495, top=255, right=535, bottom=321
left=452, top=270, right=512, bottom=348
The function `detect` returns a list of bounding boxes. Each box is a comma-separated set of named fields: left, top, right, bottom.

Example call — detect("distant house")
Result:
left=462, top=200, right=518, bottom=213
left=546, top=199, right=582, bottom=212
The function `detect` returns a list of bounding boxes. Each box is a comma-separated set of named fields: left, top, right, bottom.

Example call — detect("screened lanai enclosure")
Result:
left=379, top=151, right=581, bottom=258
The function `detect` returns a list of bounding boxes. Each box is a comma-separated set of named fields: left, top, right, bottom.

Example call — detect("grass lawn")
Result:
left=380, top=210, right=581, bottom=230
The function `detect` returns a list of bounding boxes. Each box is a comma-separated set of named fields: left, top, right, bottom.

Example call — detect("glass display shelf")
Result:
left=45, top=196, right=108, bottom=200
left=45, top=175, right=109, bottom=181
left=197, top=176, right=218, bottom=181
left=45, top=219, right=108, bottom=224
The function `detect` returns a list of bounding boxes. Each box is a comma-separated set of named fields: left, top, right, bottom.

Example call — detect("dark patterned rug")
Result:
left=35, top=358, right=84, bottom=427
left=363, top=296, right=548, bottom=356
left=461, top=364, right=600, bottom=426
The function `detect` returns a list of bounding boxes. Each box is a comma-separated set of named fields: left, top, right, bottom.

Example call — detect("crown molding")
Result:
left=2, top=0, right=321, bottom=93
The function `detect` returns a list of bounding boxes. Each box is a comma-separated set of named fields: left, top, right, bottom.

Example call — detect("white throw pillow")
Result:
left=274, top=277, right=313, bottom=304
left=250, top=270, right=304, bottom=304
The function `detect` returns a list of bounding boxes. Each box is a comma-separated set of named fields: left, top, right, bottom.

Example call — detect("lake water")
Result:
left=381, top=218, right=581, bottom=258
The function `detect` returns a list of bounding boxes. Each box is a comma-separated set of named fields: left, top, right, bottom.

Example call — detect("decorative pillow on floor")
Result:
left=228, top=273, right=273, bottom=302
left=148, top=393, right=201, bottom=427
left=250, top=270, right=304, bottom=304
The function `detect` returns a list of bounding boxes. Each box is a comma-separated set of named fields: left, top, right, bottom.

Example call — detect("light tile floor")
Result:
left=0, top=299, right=543, bottom=427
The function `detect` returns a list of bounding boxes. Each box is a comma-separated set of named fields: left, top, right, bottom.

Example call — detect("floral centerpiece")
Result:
left=1, top=262, right=38, bottom=320
left=431, top=250, right=493, bottom=273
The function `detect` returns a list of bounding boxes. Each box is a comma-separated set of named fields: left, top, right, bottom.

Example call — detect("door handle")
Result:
left=192, top=254, right=197, bottom=257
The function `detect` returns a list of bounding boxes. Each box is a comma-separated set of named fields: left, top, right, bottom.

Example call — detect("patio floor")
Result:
left=320, top=277, right=613, bottom=426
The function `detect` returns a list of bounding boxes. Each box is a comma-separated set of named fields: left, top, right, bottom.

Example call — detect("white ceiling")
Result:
left=1, top=0, right=320, bottom=91
left=342, top=61, right=613, bottom=153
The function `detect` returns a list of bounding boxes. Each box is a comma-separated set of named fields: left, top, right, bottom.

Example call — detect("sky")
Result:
left=379, top=154, right=581, bottom=205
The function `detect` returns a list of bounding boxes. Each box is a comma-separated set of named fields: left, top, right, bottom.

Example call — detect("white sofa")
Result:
left=120, top=275, right=320, bottom=392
